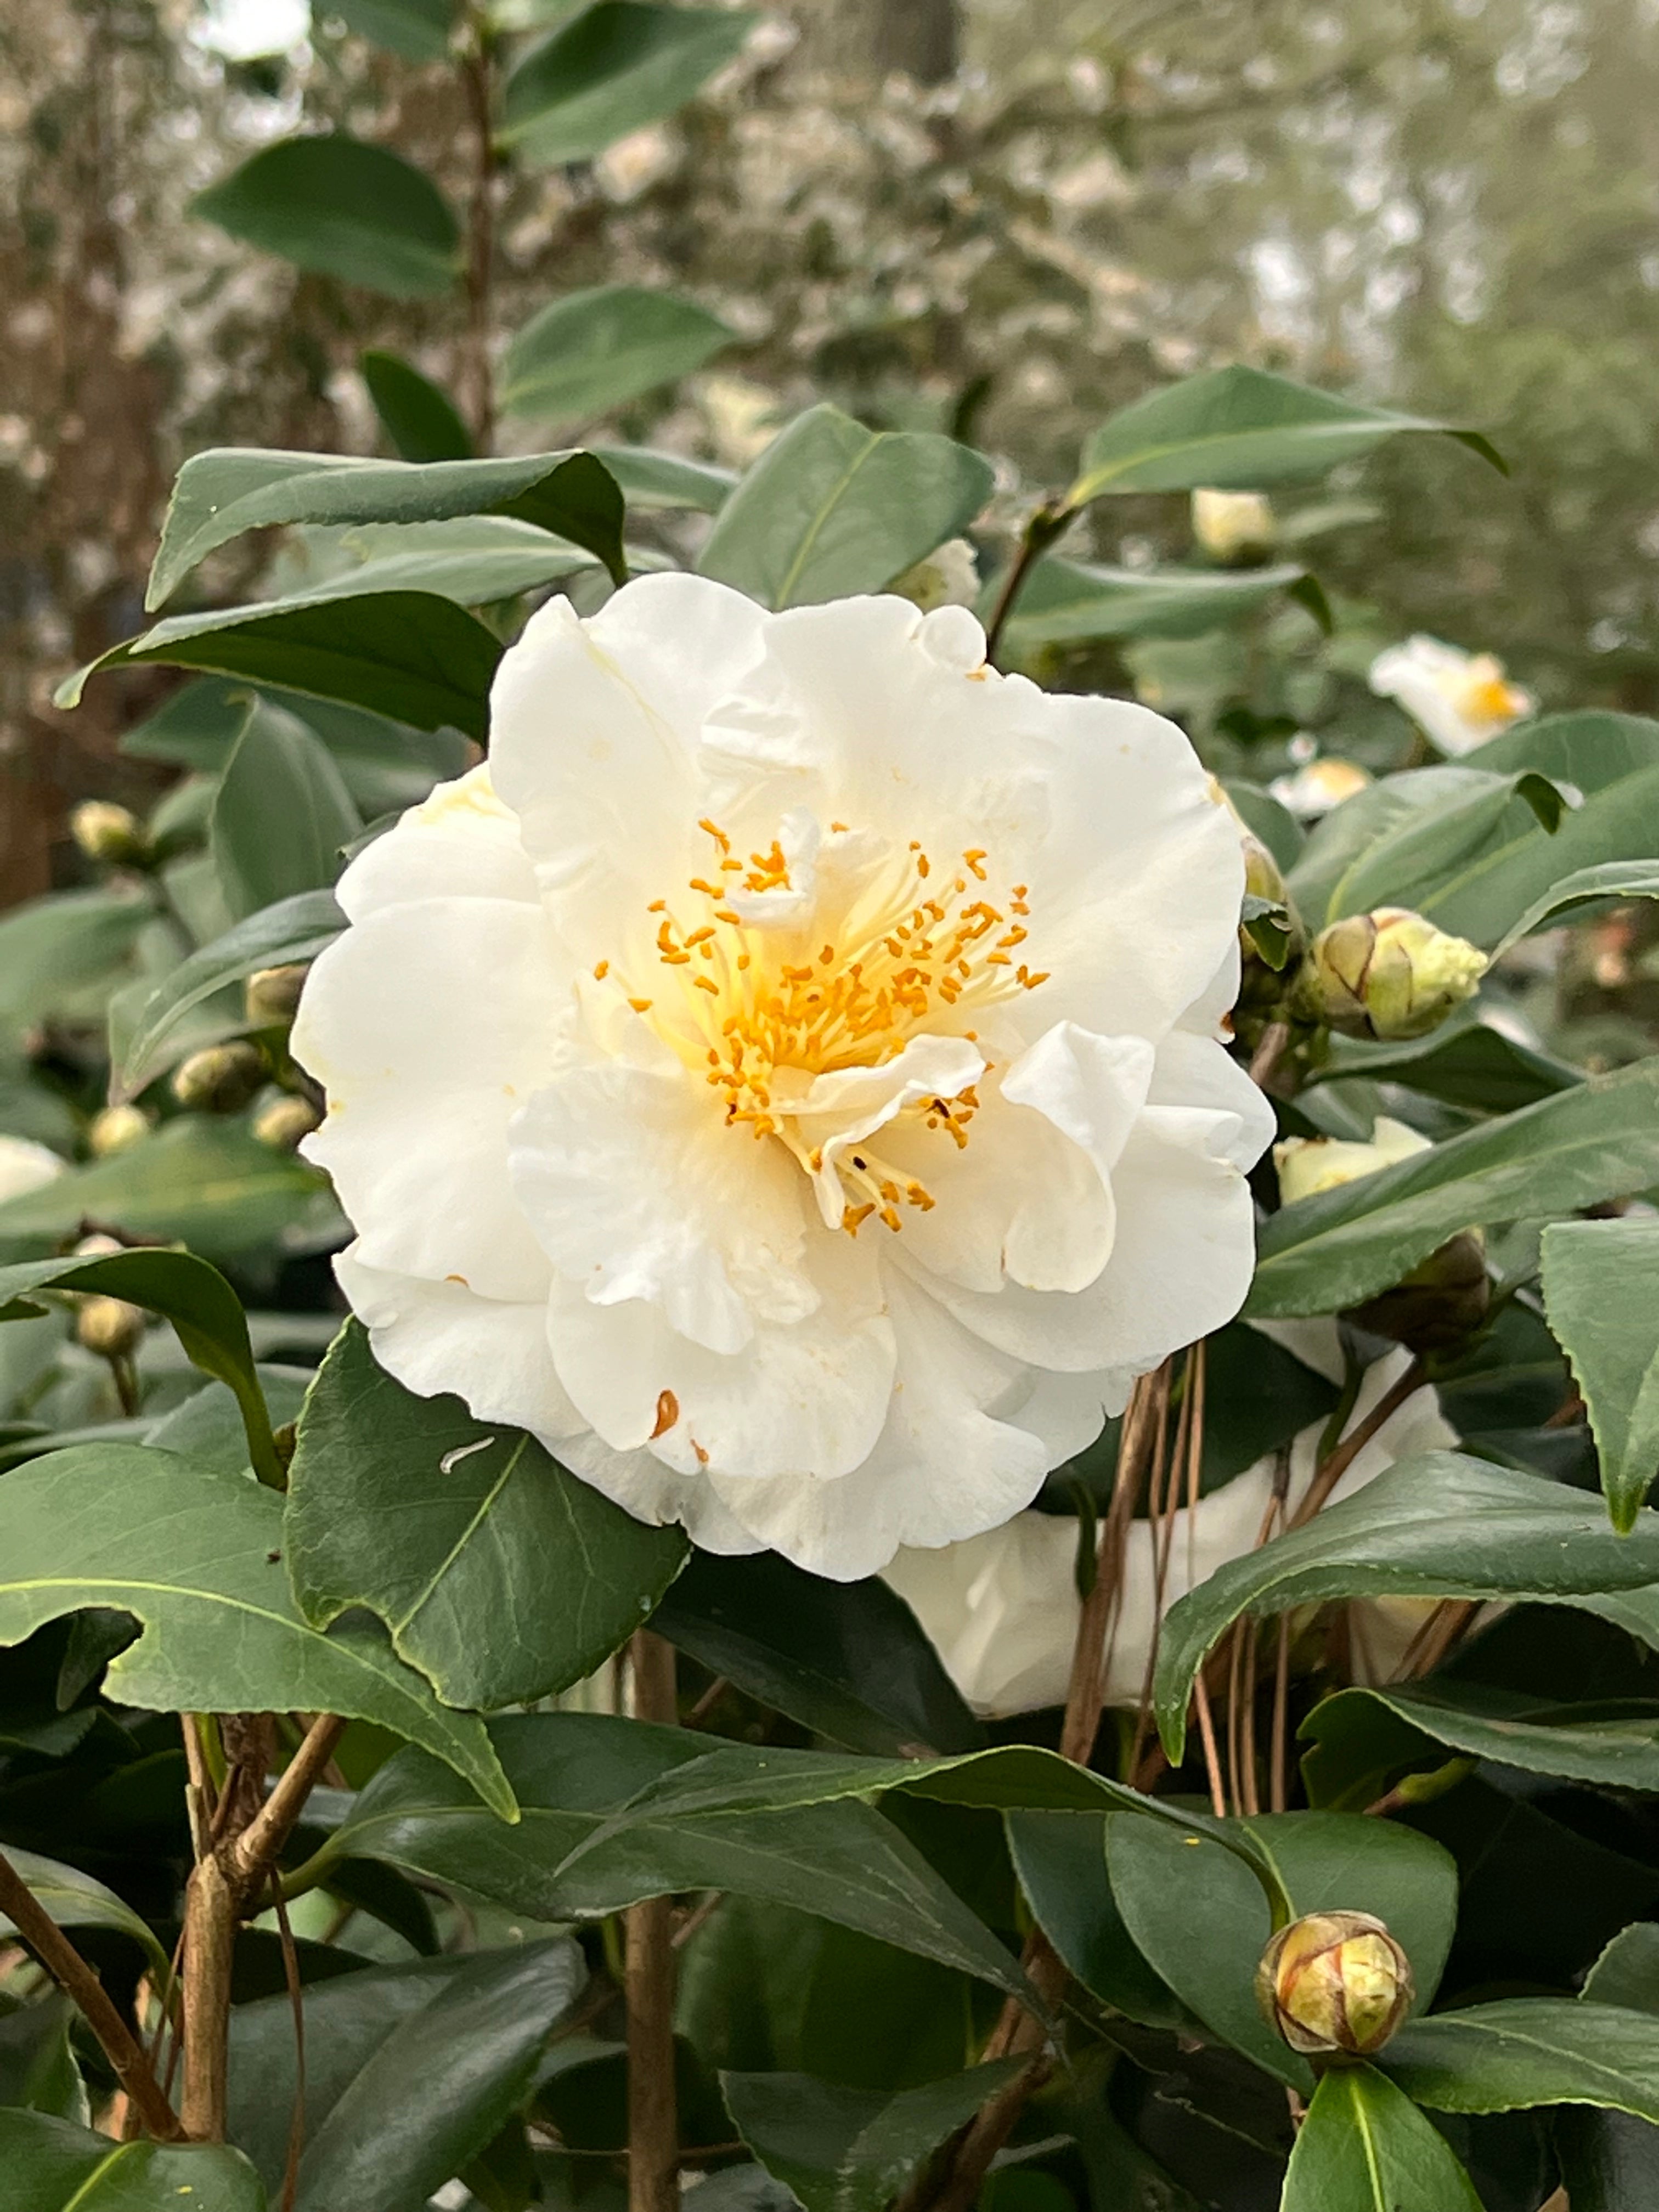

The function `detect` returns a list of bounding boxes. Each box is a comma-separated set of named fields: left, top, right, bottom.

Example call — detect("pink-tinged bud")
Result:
left=1257, top=1911, right=1413, bottom=2057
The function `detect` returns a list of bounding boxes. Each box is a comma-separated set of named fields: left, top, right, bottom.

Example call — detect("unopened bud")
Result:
left=1192, top=487, right=1276, bottom=565
left=889, top=538, right=980, bottom=612
left=244, top=964, right=309, bottom=1028
left=70, top=801, right=149, bottom=868
left=1274, top=1115, right=1430, bottom=1206
left=171, top=1042, right=266, bottom=1114
left=72, top=1233, right=125, bottom=1260
left=75, top=1294, right=146, bottom=1362
left=1257, top=1911, right=1413, bottom=2058
left=1348, top=1227, right=1489, bottom=1352
left=87, top=1104, right=151, bottom=1158
left=252, top=1094, right=320, bottom=1151
left=1297, top=907, right=1487, bottom=1041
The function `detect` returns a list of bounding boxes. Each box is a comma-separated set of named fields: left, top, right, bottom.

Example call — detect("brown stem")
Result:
left=272, top=1878, right=307, bottom=2212
left=459, top=10, right=499, bottom=452
left=1060, top=1369, right=1166, bottom=1767
left=627, top=1632, right=679, bottom=2212
left=984, top=501, right=1073, bottom=664
left=1289, top=1360, right=1427, bottom=1530
left=179, top=1852, right=237, bottom=2141
left=1248, top=1019, right=1291, bottom=1091
left=0, top=1848, right=182, bottom=2141
left=232, top=1714, right=348, bottom=1886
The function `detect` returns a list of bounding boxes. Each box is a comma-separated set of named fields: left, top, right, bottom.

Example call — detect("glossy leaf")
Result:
left=1154, top=1454, right=1659, bottom=1762
left=211, top=701, right=360, bottom=920
left=307, top=1713, right=1035, bottom=2002
left=721, top=2061, right=1026, bottom=2212
left=289, top=515, right=598, bottom=606
left=0, top=891, right=153, bottom=1032
left=1386, top=1999, right=1659, bottom=2126
left=1105, top=1811, right=1456, bottom=2090
left=359, top=349, right=472, bottom=461
left=1306, top=1014, right=1582, bottom=1115
left=500, top=2, right=757, bottom=167
left=1070, top=364, right=1500, bottom=504
left=1487, top=855, right=1659, bottom=960
left=140, top=445, right=624, bottom=611
left=699, top=403, right=995, bottom=610
left=1006, top=1812, right=1203, bottom=2034
left=1555, top=2107, right=1659, bottom=2212
left=0, top=1249, right=279, bottom=1486
left=1303, top=1678, right=1659, bottom=1797
left=292, top=1941, right=583, bottom=2212
left=1282, top=2066, right=1483, bottom=2212
left=593, top=443, right=735, bottom=511
left=0, top=1847, right=169, bottom=1981
left=116, top=887, right=343, bottom=1098
left=502, top=284, right=733, bottom=425
left=0, top=2109, right=267, bottom=2211
left=0, top=1445, right=514, bottom=1817
left=1584, top=1923, right=1659, bottom=2011
left=997, top=555, right=1310, bottom=654
left=652, top=1549, right=983, bottom=1758
left=194, top=135, right=460, bottom=298
left=1247, top=1056, right=1659, bottom=1318
left=145, top=1365, right=313, bottom=1476
left=0, top=1117, right=331, bottom=1267
left=1542, top=1218, right=1659, bottom=1530
left=285, top=1320, right=687, bottom=1709
left=334, top=0, right=454, bottom=63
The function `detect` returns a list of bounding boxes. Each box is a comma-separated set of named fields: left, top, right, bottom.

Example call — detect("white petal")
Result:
left=335, top=765, right=537, bottom=921
left=786, top=1032, right=985, bottom=1231
left=295, top=898, right=567, bottom=1301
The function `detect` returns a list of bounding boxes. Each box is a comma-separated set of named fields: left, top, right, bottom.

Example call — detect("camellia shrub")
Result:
left=9, top=14, right=1659, bottom=2212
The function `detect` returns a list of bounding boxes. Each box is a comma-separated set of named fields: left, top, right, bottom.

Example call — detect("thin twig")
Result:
left=232, top=1714, right=348, bottom=1886
left=984, top=501, right=1073, bottom=663
left=272, top=1877, right=306, bottom=2212
left=0, top=1848, right=182, bottom=2141
left=1190, top=1677, right=1228, bottom=1821
left=1289, top=1361, right=1427, bottom=1530
left=1248, top=1019, right=1291, bottom=1091
left=627, top=1631, right=679, bottom=2212
left=1269, top=1617, right=1293, bottom=1815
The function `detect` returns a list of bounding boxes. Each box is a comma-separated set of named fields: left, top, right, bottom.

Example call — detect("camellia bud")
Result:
left=244, top=964, right=309, bottom=1028
left=1349, top=1227, right=1489, bottom=1353
left=70, top=800, right=150, bottom=869
left=171, top=1042, right=267, bottom=1114
left=252, top=1094, right=321, bottom=1152
left=1192, top=487, right=1276, bottom=565
left=75, top=1294, right=147, bottom=1362
left=1297, top=907, right=1487, bottom=1041
left=889, top=538, right=980, bottom=613
left=87, top=1103, right=152, bottom=1158
left=1256, top=1911, right=1413, bottom=2058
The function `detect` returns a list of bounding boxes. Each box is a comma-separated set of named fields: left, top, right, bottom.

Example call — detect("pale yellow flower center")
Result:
left=1447, top=656, right=1527, bottom=727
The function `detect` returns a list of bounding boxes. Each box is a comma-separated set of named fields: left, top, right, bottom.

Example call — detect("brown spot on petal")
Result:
left=692, top=1438, right=709, bottom=1466
left=651, top=1389, right=679, bottom=1439
left=445, top=1273, right=468, bottom=1285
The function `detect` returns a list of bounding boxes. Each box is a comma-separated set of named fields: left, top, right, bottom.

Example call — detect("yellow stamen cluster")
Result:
left=597, top=822, right=1049, bottom=1233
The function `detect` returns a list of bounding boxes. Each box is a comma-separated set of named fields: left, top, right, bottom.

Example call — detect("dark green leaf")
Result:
left=0, top=2109, right=267, bottom=2211
left=194, top=134, right=459, bottom=298
left=0, top=1847, right=168, bottom=1981
left=1282, top=2066, right=1483, bottom=2212
left=58, top=591, right=504, bottom=741
left=285, top=1320, right=687, bottom=1709
left=1488, top=857, right=1659, bottom=960
left=139, top=446, right=624, bottom=612
left=1106, top=1811, right=1456, bottom=2090
left=0, top=1117, right=332, bottom=1268
left=292, top=1942, right=583, bottom=2212
left=502, top=285, right=733, bottom=425
left=592, top=443, right=735, bottom=511
left=334, top=0, right=454, bottom=63
left=1304, top=1678, right=1659, bottom=1796
left=698, top=404, right=995, bottom=611
left=1542, top=1218, right=1659, bottom=1531
left=289, top=516, right=598, bottom=605
left=721, top=2061, right=1026, bottom=2212
left=1154, top=1454, right=1659, bottom=1762
left=1248, top=1057, right=1659, bottom=1319
left=1584, top=1924, right=1659, bottom=2012
left=1556, top=2108, right=1659, bottom=2212
left=0, top=1996, right=80, bottom=2121
left=652, top=1549, right=983, bottom=1758
left=1070, top=365, right=1502, bottom=504
left=1306, top=1014, right=1582, bottom=1115
left=500, top=2, right=757, bottom=167
left=116, top=887, right=343, bottom=1098
left=210, top=702, right=360, bottom=919
left=0, top=1446, right=514, bottom=1816
left=145, top=1364, right=314, bottom=1477
left=359, top=349, right=473, bottom=461
left=1386, top=2000, right=1659, bottom=2126
left=0, top=892, right=153, bottom=1032
left=997, top=556, right=1310, bottom=656
left=1006, top=1812, right=1197, bottom=2032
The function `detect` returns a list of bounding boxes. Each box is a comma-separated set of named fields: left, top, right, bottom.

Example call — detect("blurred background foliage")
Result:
left=5, top=0, right=1659, bottom=903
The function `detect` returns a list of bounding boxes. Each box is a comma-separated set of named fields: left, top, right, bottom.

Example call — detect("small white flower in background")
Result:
left=890, top=539, right=980, bottom=613
left=1192, top=488, right=1276, bottom=564
left=700, top=376, right=781, bottom=469
left=1369, top=635, right=1534, bottom=757
left=0, top=1135, right=66, bottom=1205
left=294, top=574, right=1273, bottom=1580
left=882, top=1327, right=1455, bottom=1716
left=1274, top=1115, right=1430, bottom=1206
left=1267, top=758, right=1373, bottom=819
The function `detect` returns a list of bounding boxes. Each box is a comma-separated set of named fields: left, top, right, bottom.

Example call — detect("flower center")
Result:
left=597, top=821, right=1049, bottom=1234
left=1449, top=660, right=1525, bottom=727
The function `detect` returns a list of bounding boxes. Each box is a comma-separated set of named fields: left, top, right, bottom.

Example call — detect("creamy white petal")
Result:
left=335, top=765, right=537, bottom=921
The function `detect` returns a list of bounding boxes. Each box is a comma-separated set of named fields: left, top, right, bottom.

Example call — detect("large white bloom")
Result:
left=883, top=1330, right=1456, bottom=1715
left=294, top=575, right=1272, bottom=1579
left=1369, top=635, right=1534, bottom=757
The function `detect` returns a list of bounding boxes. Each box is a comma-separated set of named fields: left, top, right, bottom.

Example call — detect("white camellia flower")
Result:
left=0, top=1135, right=66, bottom=1205
left=1267, top=757, right=1373, bottom=819
left=294, top=575, right=1273, bottom=1579
left=883, top=1329, right=1455, bottom=1715
left=1369, top=635, right=1534, bottom=757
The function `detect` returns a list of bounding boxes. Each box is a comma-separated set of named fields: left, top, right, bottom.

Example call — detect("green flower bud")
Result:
left=244, top=964, right=309, bottom=1028
left=1348, top=1227, right=1490, bottom=1353
left=87, top=1104, right=152, bottom=1158
left=171, top=1042, right=266, bottom=1114
left=1192, top=487, right=1276, bottom=565
left=75, top=1294, right=146, bottom=1361
left=1298, top=907, right=1487, bottom=1041
left=1257, top=1911, right=1414, bottom=2058
left=252, top=1094, right=321, bottom=1152
left=70, top=800, right=150, bottom=869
